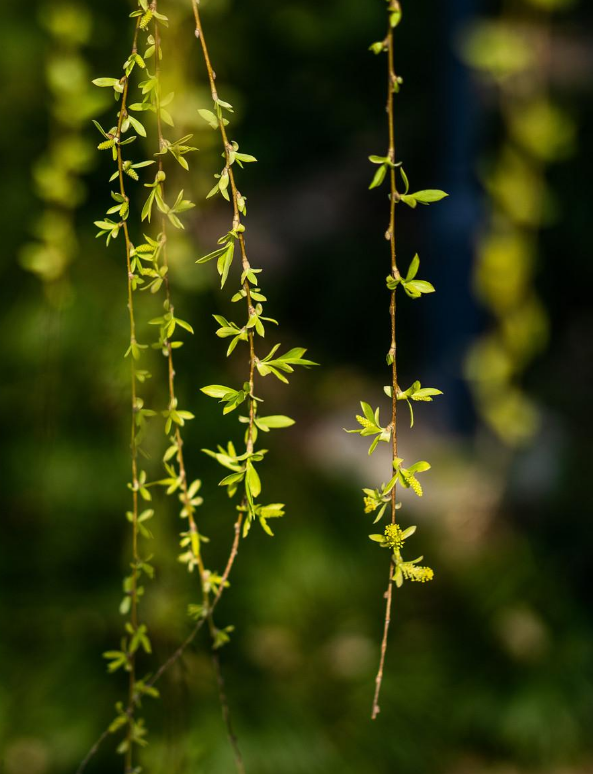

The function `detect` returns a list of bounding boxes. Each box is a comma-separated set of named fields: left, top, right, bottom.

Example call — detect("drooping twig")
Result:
left=371, top=21, right=399, bottom=723
left=113, top=22, right=144, bottom=767
left=347, top=0, right=440, bottom=719
left=74, top=512, right=243, bottom=774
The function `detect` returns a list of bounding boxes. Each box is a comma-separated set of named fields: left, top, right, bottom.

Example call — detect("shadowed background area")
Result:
left=1, top=0, right=593, bottom=772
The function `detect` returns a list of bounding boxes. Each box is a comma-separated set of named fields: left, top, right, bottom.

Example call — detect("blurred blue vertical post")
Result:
left=428, top=0, right=482, bottom=434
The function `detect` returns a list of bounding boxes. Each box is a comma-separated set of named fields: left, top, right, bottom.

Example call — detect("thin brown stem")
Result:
left=152, top=9, right=211, bottom=613
left=147, top=511, right=243, bottom=688
left=151, top=12, right=245, bottom=768
left=76, top=7, right=249, bottom=773
left=190, top=0, right=257, bottom=462
left=74, top=514, right=243, bottom=774
left=114, top=23, right=143, bottom=766
left=188, top=3, right=257, bottom=765
left=371, top=18, right=399, bottom=722
left=212, top=652, right=246, bottom=774
left=74, top=726, right=113, bottom=774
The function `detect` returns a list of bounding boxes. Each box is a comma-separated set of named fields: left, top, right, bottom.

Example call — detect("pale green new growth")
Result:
left=81, top=0, right=317, bottom=771
left=384, top=380, right=443, bottom=427
left=346, top=401, right=391, bottom=455
left=345, top=0, right=446, bottom=720
left=191, top=0, right=317, bottom=547
left=79, top=0, right=262, bottom=771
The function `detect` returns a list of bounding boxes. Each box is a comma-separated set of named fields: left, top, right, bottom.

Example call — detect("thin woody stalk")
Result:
left=152, top=12, right=209, bottom=615
left=81, top=0, right=315, bottom=767
left=81, top=5, right=247, bottom=743
left=91, top=11, right=172, bottom=762
left=114, top=24, right=142, bottom=767
left=88, top=0, right=204, bottom=764
left=75, top=518, right=242, bottom=774
left=152, top=13, right=245, bottom=771
left=191, top=0, right=258, bottom=463
left=190, top=0, right=316, bottom=762
left=191, top=0, right=316, bottom=538
left=189, top=7, right=256, bottom=772
left=372, top=21, right=399, bottom=722
left=347, top=0, right=446, bottom=719
left=78, top=0, right=263, bottom=767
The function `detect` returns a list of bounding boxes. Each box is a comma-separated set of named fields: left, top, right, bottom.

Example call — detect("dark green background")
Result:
left=1, top=0, right=592, bottom=772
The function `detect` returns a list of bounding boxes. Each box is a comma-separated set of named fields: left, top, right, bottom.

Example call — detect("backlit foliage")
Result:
left=77, top=0, right=315, bottom=770
left=346, top=0, right=448, bottom=719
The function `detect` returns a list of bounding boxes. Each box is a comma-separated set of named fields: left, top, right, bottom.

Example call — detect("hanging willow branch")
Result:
left=87, top=0, right=204, bottom=766
left=150, top=9, right=246, bottom=772
left=91, top=18, right=154, bottom=768
left=75, top=522, right=242, bottom=774
left=189, top=2, right=316, bottom=548
left=190, top=0, right=317, bottom=761
left=77, top=0, right=315, bottom=769
left=346, top=0, right=447, bottom=719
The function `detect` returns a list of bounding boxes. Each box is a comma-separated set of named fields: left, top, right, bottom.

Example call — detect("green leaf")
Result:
left=219, top=471, right=245, bottom=487
left=128, top=115, right=147, bottom=137
left=361, top=402, right=376, bottom=424
left=175, top=318, right=194, bottom=334
left=216, top=98, right=234, bottom=112
left=403, top=279, right=435, bottom=298
left=390, top=7, right=402, bottom=28
left=399, top=166, right=410, bottom=194
left=160, top=108, right=174, bottom=127
left=406, top=253, right=420, bottom=280
left=408, top=461, right=431, bottom=474
left=92, top=120, right=109, bottom=138
left=412, top=387, right=443, bottom=400
left=92, top=77, right=120, bottom=88
left=406, top=398, right=414, bottom=428
left=196, top=246, right=226, bottom=264
left=234, top=152, right=257, bottom=164
left=409, top=189, right=449, bottom=204
left=369, top=164, right=387, bottom=189
left=278, top=347, right=317, bottom=366
left=198, top=108, right=218, bottom=129
left=218, top=242, right=235, bottom=289
left=258, top=503, right=285, bottom=519
left=256, top=415, right=295, bottom=431
left=399, top=194, right=417, bottom=208
left=201, top=385, right=235, bottom=399
left=246, top=461, right=261, bottom=498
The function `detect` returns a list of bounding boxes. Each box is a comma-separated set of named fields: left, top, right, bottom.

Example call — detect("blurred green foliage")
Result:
left=462, top=0, right=577, bottom=445
left=1, top=0, right=593, bottom=773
